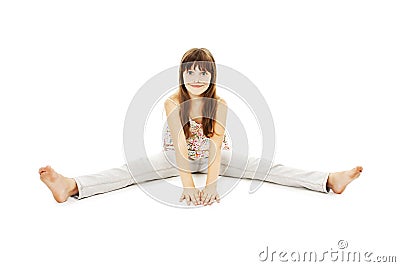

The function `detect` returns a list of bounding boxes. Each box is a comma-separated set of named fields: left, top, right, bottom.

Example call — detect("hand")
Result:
left=179, top=187, right=202, bottom=206
left=200, top=184, right=220, bottom=206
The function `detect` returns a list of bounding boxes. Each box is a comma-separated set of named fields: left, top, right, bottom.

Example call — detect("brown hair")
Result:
left=178, top=48, right=218, bottom=139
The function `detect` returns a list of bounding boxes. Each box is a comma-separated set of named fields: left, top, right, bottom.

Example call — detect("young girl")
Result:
left=39, top=48, right=363, bottom=206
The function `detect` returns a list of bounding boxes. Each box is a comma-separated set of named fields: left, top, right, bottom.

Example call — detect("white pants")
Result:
left=72, top=150, right=330, bottom=199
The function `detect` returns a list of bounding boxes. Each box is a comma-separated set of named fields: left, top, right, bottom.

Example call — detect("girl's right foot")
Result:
left=39, top=165, right=78, bottom=203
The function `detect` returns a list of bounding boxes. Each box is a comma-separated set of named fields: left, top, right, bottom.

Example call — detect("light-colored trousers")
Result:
left=72, top=150, right=330, bottom=199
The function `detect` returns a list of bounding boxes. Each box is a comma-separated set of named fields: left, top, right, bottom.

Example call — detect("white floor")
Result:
left=4, top=157, right=398, bottom=267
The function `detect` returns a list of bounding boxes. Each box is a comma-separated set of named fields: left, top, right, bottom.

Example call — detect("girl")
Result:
left=39, top=48, right=363, bottom=206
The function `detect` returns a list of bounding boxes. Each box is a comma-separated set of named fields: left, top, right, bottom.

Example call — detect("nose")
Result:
left=194, top=73, right=205, bottom=83
left=193, top=73, right=200, bottom=83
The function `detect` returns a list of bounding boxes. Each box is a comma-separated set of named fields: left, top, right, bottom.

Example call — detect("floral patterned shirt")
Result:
left=163, top=117, right=231, bottom=160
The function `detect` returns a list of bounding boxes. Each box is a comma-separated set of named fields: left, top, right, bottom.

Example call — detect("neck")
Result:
left=188, top=91, right=202, bottom=100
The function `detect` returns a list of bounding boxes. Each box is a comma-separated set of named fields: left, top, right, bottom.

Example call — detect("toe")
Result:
left=44, top=166, right=53, bottom=172
left=353, top=166, right=363, bottom=173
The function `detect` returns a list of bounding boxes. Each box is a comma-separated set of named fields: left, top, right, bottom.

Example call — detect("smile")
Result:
left=190, top=84, right=204, bottom=88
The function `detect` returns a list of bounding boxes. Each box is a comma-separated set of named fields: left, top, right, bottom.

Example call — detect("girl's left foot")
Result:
left=327, top=166, right=363, bottom=194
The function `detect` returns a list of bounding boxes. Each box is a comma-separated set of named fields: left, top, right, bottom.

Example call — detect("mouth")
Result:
left=189, top=84, right=204, bottom=88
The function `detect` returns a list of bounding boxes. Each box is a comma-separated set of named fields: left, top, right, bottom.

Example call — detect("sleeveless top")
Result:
left=163, top=97, right=231, bottom=160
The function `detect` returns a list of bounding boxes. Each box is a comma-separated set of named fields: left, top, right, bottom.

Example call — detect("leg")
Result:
left=71, top=164, right=135, bottom=200
left=39, top=150, right=194, bottom=202
left=215, top=150, right=362, bottom=193
left=73, top=150, right=189, bottom=199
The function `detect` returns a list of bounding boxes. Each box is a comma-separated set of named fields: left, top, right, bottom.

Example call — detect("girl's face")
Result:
left=182, top=65, right=212, bottom=97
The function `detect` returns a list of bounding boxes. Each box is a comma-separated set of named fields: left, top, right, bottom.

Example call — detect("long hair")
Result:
left=178, top=48, right=218, bottom=139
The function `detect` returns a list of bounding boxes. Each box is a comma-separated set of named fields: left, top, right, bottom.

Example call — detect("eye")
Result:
left=187, top=70, right=194, bottom=75
left=201, top=71, right=208, bottom=76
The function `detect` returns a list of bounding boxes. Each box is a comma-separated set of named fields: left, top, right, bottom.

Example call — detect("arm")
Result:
left=206, top=130, right=224, bottom=187
left=164, top=99, right=195, bottom=188
left=206, top=98, right=228, bottom=186
left=202, top=98, right=228, bottom=205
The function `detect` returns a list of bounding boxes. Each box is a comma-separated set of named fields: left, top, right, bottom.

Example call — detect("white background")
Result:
left=1, top=0, right=399, bottom=266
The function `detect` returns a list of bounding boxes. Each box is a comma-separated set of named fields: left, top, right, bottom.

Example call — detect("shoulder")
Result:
left=164, top=93, right=180, bottom=108
left=217, top=96, right=227, bottom=105
left=214, top=96, right=228, bottom=125
left=216, top=96, right=227, bottom=109
left=215, top=93, right=226, bottom=104
left=169, top=92, right=179, bottom=102
left=211, top=97, right=228, bottom=138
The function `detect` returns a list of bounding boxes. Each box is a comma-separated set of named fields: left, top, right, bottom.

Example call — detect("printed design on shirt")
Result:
left=163, top=118, right=230, bottom=160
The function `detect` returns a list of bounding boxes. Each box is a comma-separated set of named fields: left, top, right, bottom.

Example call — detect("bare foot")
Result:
left=39, top=165, right=78, bottom=203
left=327, top=166, right=363, bottom=194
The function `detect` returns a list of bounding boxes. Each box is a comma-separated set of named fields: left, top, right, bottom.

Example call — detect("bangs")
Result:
left=181, top=49, right=215, bottom=73
left=183, top=61, right=214, bottom=73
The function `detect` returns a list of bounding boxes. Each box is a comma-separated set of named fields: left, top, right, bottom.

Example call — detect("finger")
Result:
left=192, top=197, right=198, bottom=206
left=201, top=190, right=208, bottom=200
left=191, top=194, right=198, bottom=206
left=198, top=194, right=203, bottom=205
left=200, top=191, right=205, bottom=202
left=209, top=195, right=215, bottom=205
left=209, top=195, right=214, bottom=205
left=216, top=194, right=220, bottom=203
left=188, top=194, right=196, bottom=206
left=184, top=195, right=190, bottom=205
left=202, top=194, right=207, bottom=205
left=211, top=194, right=218, bottom=205
left=194, top=193, right=200, bottom=205
left=194, top=193, right=200, bottom=206
left=204, top=194, right=212, bottom=206
left=179, top=194, right=184, bottom=202
left=192, top=191, right=198, bottom=205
